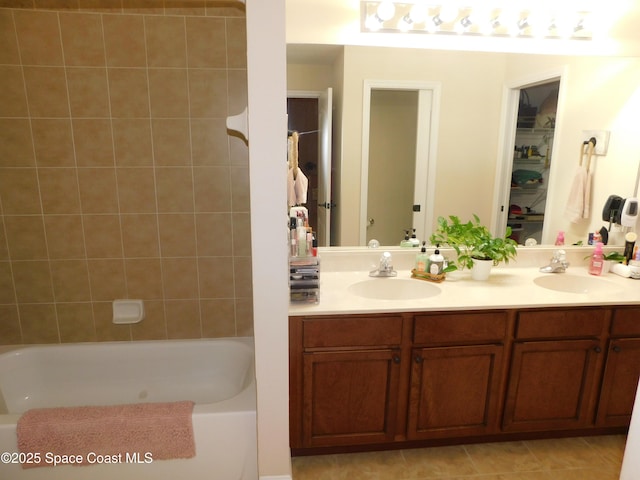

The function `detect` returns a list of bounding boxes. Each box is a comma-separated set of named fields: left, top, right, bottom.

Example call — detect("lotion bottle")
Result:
left=415, top=242, right=428, bottom=272
left=429, top=246, right=444, bottom=275
left=409, top=229, right=420, bottom=247
left=400, top=230, right=413, bottom=247
left=588, top=242, right=604, bottom=276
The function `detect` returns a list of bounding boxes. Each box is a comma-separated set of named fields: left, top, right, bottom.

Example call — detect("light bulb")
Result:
left=437, top=5, right=459, bottom=23
left=408, top=4, right=428, bottom=24
left=376, top=1, right=396, bottom=21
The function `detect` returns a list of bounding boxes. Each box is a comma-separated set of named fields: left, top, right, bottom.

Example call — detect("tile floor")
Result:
left=292, top=435, right=626, bottom=479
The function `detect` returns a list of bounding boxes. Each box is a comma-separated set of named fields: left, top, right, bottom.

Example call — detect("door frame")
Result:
left=492, top=66, right=568, bottom=242
left=360, top=80, right=441, bottom=246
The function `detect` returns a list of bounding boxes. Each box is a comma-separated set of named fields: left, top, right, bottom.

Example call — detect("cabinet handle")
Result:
left=594, top=346, right=602, bottom=353
left=392, top=355, right=401, bottom=364
left=613, top=346, right=622, bottom=353
left=414, top=355, right=423, bottom=364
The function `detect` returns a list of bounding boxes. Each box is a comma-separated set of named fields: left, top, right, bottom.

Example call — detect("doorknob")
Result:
left=318, top=202, right=335, bottom=209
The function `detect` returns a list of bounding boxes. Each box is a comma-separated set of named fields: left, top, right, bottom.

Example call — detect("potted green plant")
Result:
left=429, top=214, right=518, bottom=280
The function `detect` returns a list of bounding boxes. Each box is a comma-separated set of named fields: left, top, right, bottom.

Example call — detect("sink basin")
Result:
left=348, top=278, right=441, bottom=300
left=533, top=274, right=620, bottom=294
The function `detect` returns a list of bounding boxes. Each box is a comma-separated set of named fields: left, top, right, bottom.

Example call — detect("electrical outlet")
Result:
left=582, top=130, right=610, bottom=155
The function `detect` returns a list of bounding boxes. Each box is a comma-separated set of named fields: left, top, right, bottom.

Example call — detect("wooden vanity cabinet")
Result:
left=290, top=314, right=405, bottom=448
left=597, top=306, right=640, bottom=427
left=502, top=308, right=609, bottom=432
left=407, top=311, right=508, bottom=440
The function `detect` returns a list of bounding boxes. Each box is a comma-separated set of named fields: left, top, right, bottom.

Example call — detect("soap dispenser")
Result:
left=400, top=230, right=413, bottom=247
left=589, top=242, right=604, bottom=276
left=415, top=242, right=429, bottom=272
left=409, top=229, right=420, bottom=247
left=429, top=245, right=444, bottom=275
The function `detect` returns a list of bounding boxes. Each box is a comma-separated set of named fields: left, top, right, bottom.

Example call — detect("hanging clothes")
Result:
left=287, top=131, right=308, bottom=207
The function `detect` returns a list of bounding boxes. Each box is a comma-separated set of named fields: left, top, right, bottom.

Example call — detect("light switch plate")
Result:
left=582, top=130, right=610, bottom=155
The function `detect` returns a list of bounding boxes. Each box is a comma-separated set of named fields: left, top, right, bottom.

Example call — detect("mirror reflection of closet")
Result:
left=508, top=80, right=560, bottom=245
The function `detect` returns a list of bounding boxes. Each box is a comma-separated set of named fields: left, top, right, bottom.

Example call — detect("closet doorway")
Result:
left=287, top=89, right=333, bottom=246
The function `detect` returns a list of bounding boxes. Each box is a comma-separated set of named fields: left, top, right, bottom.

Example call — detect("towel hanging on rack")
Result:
left=564, top=139, right=595, bottom=223
left=287, top=131, right=308, bottom=207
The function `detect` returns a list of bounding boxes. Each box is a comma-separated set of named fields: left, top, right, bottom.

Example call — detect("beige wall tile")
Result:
left=148, top=68, right=189, bottom=118
left=161, top=257, right=198, bottom=299
left=186, top=16, right=226, bottom=68
left=67, top=68, right=110, bottom=117
left=87, top=258, right=126, bottom=301
left=0, top=66, right=29, bottom=117
left=82, top=214, right=123, bottom=258
left=0, top=10, right=20, bottom=64
left=226, top=17, right=247, bottom=69
left=108, top=68, right=150, bottom=117
left=23, top=67, right=69, bottom=117
left=151, top=119, right=192, bottom=166
left=44, top=215, right=86, bottom=259
left=230, top=166, right=250, bottom=212
left=50, top=259, right=92, bottom=301
left=198, top=256, right=234, bottom=298
left=121, top=213, right=160, bottom=257
left=233, top=255, right=252, bottom=297
left=76, top=0, right=124, bottom=14
left=77, top=167, right=119, bottom=213
left=57, top=302, right=96, bottom=342
left=188, top=68, right=227, bottom=118
left=0, top=168, right=41, bottom=214
left=191, top=118, right=229, bottom=165
left=232, top=212, right=251, bottom=256
left=235, top=297, right=254, bottom=336
left=131, top=299, right=166, bottom=340
left=195, top=213, right=232, bottom=256
left=117, top=167, right=157, bottom=213
left=229, top=132, right=249, bottom=166
left=155, top=167, right=194, bottom=213
left=93, top=300, right=131, bottom=341
left=112, top=119, right=153, bottom=166
left=0, top=262, right=16, bottom=304
left=103, top=14, right=146, bottom=67
left=0, top=119, right=35, bottom=167
left=12, top=260, right=54, bottom=303
left=144, top=15, right=186, bottom=68
left=60, top=12, right=105, bottom=66
left=31, top=119, right=75, bottom=167
left=200, top=298, right=235, bottom=337
left=4, top=216, right=48, bottom=260
left=19, top=303, right=59, bottom=344
left=165, top=299, right=200, bottom=339
left=193, top=166, right=231, bottom=212
left=73, top=119, right=115, bottom=166
left=158, top=213, right=197, bottom=257
left=227, top=69, right=247, bottom=117
left=13, top=10, right=63, bottom=65
left=125, top=258, right=163, bottom=299
left=0, top=305, right=22, bottom=345
left=0, top=226, right=7, bottom=260
left=38, top=168, right=82, bottom=214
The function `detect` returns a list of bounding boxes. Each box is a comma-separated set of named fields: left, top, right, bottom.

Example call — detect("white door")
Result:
left=316, top=88, right=333, bottom=246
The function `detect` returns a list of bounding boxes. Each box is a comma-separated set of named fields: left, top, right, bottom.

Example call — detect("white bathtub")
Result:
left=0, top=337, right=257, bottom=480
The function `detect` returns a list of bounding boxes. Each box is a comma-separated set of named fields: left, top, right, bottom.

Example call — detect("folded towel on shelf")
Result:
left=17, top=401, right=195, bottom=468
left=564, top=165, right=589, bottom=223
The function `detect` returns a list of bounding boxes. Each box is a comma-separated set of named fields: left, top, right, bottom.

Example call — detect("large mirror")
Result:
left=286, top=2, right=640, bottom=248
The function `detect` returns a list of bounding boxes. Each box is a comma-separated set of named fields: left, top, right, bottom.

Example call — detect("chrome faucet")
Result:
left=370, top=251, right=398, bottom=277
left=540, top=249, right=570, bottom=273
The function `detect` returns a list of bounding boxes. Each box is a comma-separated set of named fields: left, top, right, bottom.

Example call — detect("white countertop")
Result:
left=289, top=247, right=640, bottom=316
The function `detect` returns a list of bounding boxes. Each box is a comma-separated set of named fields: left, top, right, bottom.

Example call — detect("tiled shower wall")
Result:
left=0, top=2, right=251, bottom=345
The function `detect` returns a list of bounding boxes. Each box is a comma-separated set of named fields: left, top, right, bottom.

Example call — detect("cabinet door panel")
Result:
left=597, top=338, right=640, bottom=427
left=503, top=340, right=602, bottom=431
left=302, top=349, right=401, bottom=447
left=407, top=345, right=504, bottom=439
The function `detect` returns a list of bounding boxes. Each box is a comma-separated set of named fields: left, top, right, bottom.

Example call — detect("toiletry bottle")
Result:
left=629, top=249, right=640, bottom=279
left=400, top=230, right=413, bottom=247
left=410, top=229, right=420, bottom=247
left=589, top=242, right=604, bottom=276
left=555, top=231, right=564, bottom=246
left=296, top=218, right=307, bottom=257
left=415, top=242, right=428, bottom=272
left=429, top=246, right=444, bottom=275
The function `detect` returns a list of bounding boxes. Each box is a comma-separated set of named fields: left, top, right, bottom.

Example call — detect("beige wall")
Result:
left=0, top=4, right=251, bottom=345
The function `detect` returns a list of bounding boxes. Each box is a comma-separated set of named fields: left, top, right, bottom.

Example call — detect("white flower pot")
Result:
left=471, top=258, right=493, bottom=281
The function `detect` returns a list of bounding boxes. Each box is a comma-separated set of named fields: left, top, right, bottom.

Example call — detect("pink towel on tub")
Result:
left=16, top=401, right=195, bottom=469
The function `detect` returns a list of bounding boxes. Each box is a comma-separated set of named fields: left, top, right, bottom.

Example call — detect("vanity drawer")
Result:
left=516, top=308, right=607, bottom=340
left=413, top=311, right=508, bottom=345
left=611, top=307, right=640, bottom=337
left=302, top=315, right=403, bottom=349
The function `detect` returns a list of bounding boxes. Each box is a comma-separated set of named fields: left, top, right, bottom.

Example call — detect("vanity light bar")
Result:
left=361, top=2, right=592, bottom=39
